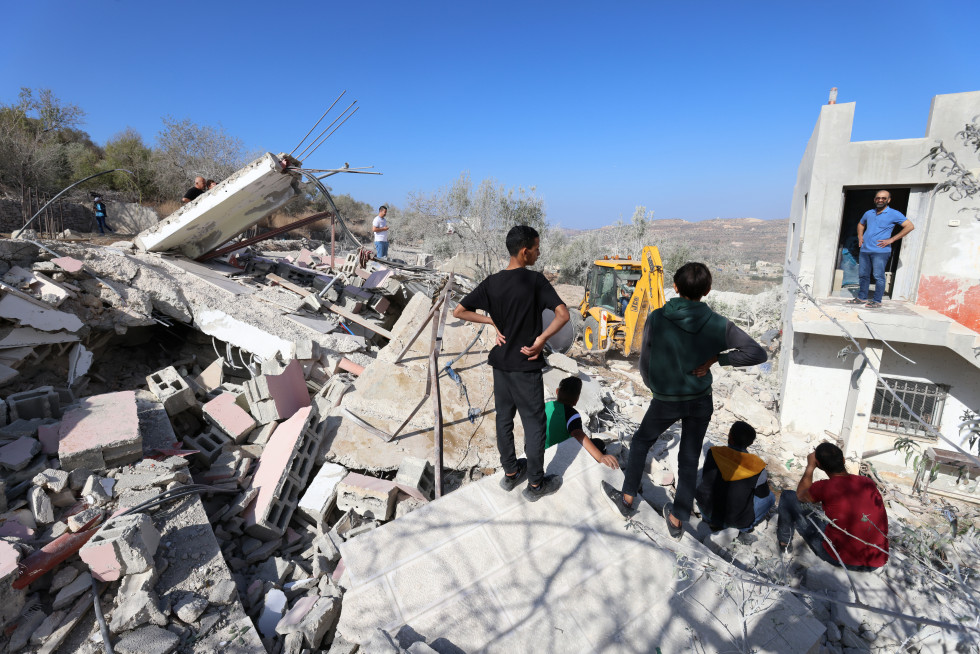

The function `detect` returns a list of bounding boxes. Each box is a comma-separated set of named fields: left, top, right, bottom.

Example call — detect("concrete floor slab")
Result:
left=336, top=438, right=824, bottom=652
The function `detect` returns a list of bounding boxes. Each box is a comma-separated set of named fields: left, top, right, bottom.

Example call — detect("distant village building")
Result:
left=779, top=91, right=980, bottom=485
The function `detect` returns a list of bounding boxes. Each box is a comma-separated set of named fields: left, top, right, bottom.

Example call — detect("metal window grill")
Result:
left=869, top=377, right=948, bottom=439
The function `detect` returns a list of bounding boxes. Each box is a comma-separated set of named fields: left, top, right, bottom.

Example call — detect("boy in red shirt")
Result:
left=776, top=443, right=889, bottom=571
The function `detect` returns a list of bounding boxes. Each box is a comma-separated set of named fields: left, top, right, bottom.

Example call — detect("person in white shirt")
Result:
left=372, top=205, right=389, bottom=258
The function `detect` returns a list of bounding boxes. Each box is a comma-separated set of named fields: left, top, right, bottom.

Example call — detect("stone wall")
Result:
left=0, top=200, right=159, bottom=235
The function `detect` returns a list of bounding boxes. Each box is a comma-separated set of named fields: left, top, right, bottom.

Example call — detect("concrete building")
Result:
left=780, top=91, right=980, bottom=484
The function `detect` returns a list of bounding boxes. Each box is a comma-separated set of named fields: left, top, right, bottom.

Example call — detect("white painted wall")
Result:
left=780, top=333, right=853, bottom=436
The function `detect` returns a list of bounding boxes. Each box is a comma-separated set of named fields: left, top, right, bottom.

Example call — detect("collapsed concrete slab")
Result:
left=323, top=293, right=512, bottom=472
left=134, top=153, right=301, bottom=258
left=335, top=440, right=825, bottom=652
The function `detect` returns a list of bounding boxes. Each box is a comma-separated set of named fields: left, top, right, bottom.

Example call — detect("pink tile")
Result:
left=340, top=472, right=398, bottom=495
left=0, top=520, right=33, bottom=539
left=332, top=558, right=345, bottom=583
left=58, top=391, right=140, bottom=470
left=276, top=595, right=318, bottom=629
left=265, top=360, right=310, bottom=421
left=0, top=539, right=21, bottom=577
left=296, top=249, right=314, bottom=268
left=51, top=257, right=84, bottom=273
left=79, top=540, right=122, bottom=581
left=203, top=392, right=256, bottom=440
left=38, top=422, right=61, bottom=454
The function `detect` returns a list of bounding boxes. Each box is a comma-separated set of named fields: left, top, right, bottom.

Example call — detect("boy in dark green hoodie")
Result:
left=601, top=262, right=767, bottom=540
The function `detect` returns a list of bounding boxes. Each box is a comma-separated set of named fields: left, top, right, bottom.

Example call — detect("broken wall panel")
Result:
left=134, top=153, right=300, bottom=258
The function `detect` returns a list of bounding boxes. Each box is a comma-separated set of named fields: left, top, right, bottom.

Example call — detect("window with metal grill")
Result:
left=869, top=377, right=948, bottom=439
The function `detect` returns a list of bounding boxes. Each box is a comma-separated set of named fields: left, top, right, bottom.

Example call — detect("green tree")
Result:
left=151, top=116, right=250, bottom=199
left=103, top=128, right=155, bottom=198
left=0, top=88, right=86, bottom=210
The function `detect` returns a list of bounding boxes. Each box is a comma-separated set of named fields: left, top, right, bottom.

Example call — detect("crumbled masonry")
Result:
left=1, top=164, right=977, bottom=651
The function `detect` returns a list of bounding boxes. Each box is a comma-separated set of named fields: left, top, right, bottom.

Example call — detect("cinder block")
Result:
left=6, top=386, right=61, bottom=421
left=203, top=392, right=256, bottom=443
left=146, top=366, right=196, bottom=417
left=58, top=391, right=141, bottom=471
left=183, top=426, right=233, bottom=468
left=243, top=406, right=322, bottom=540
left=394, top=457, right=435, bottom=501
left=297, top=463, right=348, bottom=525
left=80, top=513, right=160, bottom=581
left=336, top=473, right=398, bottom=521
left=244, top=359, right=311, bottom=423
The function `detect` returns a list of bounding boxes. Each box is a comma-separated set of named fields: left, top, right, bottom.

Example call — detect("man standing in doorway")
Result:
left=372, top=205, right=389, bottom=259
left=453, top=225, right=570, bottom=502
left=848, top=190, right=914, bottom=309
left=182, top=177, right=207, bottom=203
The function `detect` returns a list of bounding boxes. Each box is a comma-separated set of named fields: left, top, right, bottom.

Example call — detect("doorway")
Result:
left=832, top=188, right=910, bottom=298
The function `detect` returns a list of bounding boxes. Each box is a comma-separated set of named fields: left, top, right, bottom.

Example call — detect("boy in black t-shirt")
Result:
left=453, top=225, right=570, bottom=501
left=546, top=376, right=619, bottom=470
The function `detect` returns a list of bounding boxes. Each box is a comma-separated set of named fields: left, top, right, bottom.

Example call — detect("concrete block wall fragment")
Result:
left=394, top=457, right=435, bottom=501
left=6, top=386, right=61, bottom=421
left=243, top=406, right=322, bottom=540
left=183, top=426, right=233, bottom=467
left=336, top=472, right=398, bottom=520
left=203, top=392, right=256, bottom=443
left=58, top=390, right=141, bottom=471
left=244, top=359, right=311, bottom=423
left=80, top=513, right=160, bottom=581
left=145, top=366, right=196, bottom=417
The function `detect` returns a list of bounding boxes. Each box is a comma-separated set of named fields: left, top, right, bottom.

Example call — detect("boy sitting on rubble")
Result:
left=546, top=376, right=619, bottom=469
left=695, top=420, right=774, bottom=535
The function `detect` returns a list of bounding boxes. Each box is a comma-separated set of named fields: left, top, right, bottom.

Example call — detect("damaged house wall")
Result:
left=779, top=90, right=980, bottom=474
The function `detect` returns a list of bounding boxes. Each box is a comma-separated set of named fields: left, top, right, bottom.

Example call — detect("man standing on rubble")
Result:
left=601, top=262, right=767, bottom=541
left=453, top=225, right=570, bottom=502
left=182, top=176, right=207, bottom=203
left=372, top=205, right=389, bottom=259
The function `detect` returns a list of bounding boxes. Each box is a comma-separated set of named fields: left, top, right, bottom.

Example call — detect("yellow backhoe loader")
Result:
left=579, top=246, right=666, bottom=355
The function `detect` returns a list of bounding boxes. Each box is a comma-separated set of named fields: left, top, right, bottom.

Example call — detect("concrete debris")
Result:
left=80, top=512, right=161, bottom=581
left=2, top=192, right=971, bottom=654
left=58, top=390, right=142, bottom=470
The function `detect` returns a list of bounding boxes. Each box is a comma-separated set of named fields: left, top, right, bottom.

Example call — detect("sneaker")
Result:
left=522, top=474, right=562, bottom=502
left=865, top=301, right=881, bottom=309
left=499, top=458, right=528, bottom=492
left=845, top=297, right=865, bottom=305
left=600, top=481, right=637, bottom=520
left=663, top=502, right=684, bottom=541
left=736, top=531, right=758, bottom=545
left=778, top=541, right=789, bottom=556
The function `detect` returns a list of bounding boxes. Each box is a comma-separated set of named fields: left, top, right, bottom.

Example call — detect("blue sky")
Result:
left=2, top=1, right=977, bottom=228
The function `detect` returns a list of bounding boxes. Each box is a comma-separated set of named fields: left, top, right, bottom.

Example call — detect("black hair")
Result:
left=728, top=421, right=756, bottom=449
left=557, top=376, right=582, bottom=403
left=505, top=225, right=539, bottom=256
left=379, top=205, right=388, bottom=212
left=673, top=262, right=712, bottom=300
left=815, top=442, right=846, bottom=474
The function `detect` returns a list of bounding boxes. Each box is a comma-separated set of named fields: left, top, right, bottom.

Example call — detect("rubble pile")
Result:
left=2, top=201, right=977, bottom=652
left=0, top=223, right=499, bottom=653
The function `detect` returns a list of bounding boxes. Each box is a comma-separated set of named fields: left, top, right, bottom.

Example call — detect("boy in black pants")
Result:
left=601, top=262, right=767, bottom=539
left=454, top=225, right=570, bottom=501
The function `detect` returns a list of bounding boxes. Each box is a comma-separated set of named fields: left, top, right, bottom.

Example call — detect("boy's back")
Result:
left=463, top=267, right=562, bottom=371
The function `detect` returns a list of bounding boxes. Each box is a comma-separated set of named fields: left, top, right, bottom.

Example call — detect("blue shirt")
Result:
left=859, top=207, right=906, bottom=253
